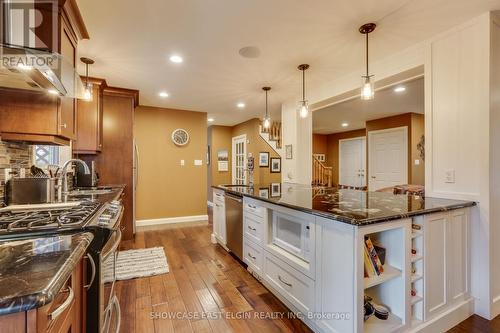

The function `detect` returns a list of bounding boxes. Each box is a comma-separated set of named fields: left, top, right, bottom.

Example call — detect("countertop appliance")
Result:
left=225, top=192, right=243, bottom=260
left=5, top=178, right=57, bottom=205
left=0, top=197, right=123, bottom=333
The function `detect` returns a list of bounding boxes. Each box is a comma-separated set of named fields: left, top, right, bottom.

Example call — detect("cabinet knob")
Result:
left=61, top=123, right=67, bottom=128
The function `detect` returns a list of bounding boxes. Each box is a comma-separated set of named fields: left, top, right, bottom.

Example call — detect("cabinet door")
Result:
left=447, top=209, right=469, bottom=304
left=58, top=21, right=77, bottom=139
left=424, top=212, right=448, bottom=319
left=74, top=81, right=104, bottom=153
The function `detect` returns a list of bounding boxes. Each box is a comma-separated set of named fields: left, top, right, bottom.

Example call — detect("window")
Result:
left=32, top=145, right=72, bottom=168
left=34, top=145, right=59, bottom=167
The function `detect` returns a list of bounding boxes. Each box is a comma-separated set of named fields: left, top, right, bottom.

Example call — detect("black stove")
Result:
left=0, top=201, right=101, bottom=235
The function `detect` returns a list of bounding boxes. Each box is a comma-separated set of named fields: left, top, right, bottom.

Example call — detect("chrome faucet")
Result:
left=58, top=159, right=90, bottom=200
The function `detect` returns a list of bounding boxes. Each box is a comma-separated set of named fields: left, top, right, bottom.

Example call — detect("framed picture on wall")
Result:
left=270, top=157, right=281, bottom=173
left=259, top=152, right=270, bottom=167
left=270, top=183, right=281, bottom=197
left=259, top=188, right=269, bottom=198
left=285, top=145, right=293, bottom=159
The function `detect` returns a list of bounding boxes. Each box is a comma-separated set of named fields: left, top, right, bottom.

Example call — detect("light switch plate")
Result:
left=414, top=159, right=420, bottom=166
left=194, top=160, right=202, bottom=166
left=445, top=169, right=455, bottom=183
left=180, top=160, right=185, bottom=166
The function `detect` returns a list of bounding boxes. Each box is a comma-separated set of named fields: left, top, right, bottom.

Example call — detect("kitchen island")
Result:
left=212, top=183, right=475, bottom=333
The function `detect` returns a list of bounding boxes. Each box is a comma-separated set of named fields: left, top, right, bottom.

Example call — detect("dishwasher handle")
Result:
left=225, top=194, right=242, bottom=203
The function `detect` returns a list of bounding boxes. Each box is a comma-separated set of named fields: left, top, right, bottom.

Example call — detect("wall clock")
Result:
left=171, top=129, right=189, bottom=146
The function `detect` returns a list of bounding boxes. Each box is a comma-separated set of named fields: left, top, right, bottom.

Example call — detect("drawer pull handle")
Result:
left=248, top=205, right=257, bottom=209
left=248, top=253, right=256, bottom=260
left=248, top=226, right=257, bottom=231
left=49, top=286, right=74, bottom=321
left=84, top=254, right=96, bottom=289
left=278, top=275, right=292, bottom=287
left=61, top=123, right=67, bottom=129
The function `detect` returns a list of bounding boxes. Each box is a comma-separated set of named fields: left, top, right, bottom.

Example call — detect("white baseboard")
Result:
left=136, top=215, right=208, bottom=227
left=207, top=201, right=214, bottom=207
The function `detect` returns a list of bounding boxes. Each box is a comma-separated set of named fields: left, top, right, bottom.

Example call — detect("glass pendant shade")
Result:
left=83, top=83, right=93, bottom=101
left=298, top=100, right=309, bottom=118
left=263, top=115, right=271, bottom=129
left=361, top=77, right=374, bottom=100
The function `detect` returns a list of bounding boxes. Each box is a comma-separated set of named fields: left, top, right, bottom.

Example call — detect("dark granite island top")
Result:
left=214, top=183, right=476, bottom=226
left=0, top=232, right=93, bottom=315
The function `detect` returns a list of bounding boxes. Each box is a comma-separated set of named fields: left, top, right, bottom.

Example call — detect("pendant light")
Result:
left=359, top=23, right=376, bottom=100
left=297, top=64, right=310, bottom=118
left=262, top=86, right=271, bottom=129
left=80, top=57, right=94, bottom=101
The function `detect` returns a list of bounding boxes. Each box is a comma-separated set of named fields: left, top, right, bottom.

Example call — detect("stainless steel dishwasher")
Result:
left=225, top=193, right=243, bottom=260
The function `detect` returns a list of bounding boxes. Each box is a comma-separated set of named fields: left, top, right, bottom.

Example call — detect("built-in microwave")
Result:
left=271, top=211, right=311, bottom=262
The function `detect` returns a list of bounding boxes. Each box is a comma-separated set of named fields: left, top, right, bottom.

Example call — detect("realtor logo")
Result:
left=1, top=0, right=58, bottom=67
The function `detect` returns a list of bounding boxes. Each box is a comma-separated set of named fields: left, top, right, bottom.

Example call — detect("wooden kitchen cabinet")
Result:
left=0, top=0, right=88, bottom=146
left=0, top=257, right=87, bottom=333
left=73, top=78, right=107, bottom=154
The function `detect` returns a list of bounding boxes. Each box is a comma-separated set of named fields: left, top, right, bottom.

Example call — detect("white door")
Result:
left=368, top=126, right=408, bottom=191
left=339, top=137, right=366, bottom=187
left=232, top=135, right=247, bottom=185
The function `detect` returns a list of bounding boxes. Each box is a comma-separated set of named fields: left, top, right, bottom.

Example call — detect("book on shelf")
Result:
left=365, top=236, right=384, bottom=276
left=364, top=244, right=376, bottom=278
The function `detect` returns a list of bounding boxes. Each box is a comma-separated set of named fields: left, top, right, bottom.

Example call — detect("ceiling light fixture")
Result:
left=237, top=102, right=246, bottom=109
left=159, top=91, right=169, bottom=98
left=394, top=86, right=406, bottom=93
left=341, top=122, right=349, bottom=127
left=262, top=87, right=271, bottom=129
left=359, top=23, right=376, bottom=100
left=169, top=55, right=183, bottom=63
left=208, top=118, right=215, bottom=122
left=80, top=57, right=94, bottom=101
left=297, top=64, right=310, bottom=118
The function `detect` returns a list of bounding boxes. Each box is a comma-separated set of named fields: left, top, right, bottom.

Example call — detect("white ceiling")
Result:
left=76, top=0, right=500, bottom=126
left=313, top=77, right=424, bottom=134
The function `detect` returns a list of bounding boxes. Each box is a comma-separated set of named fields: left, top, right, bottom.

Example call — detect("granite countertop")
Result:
left=214, top=183, right=476, bottom=226
left=65, top=184, right=125, bottom=204
left=0, top=232, right=94, bottom=315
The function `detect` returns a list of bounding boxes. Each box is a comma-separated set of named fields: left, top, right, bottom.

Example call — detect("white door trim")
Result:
left=232, top=134, right=247, bottom=184
left=338, top=136, right=366, bottom=187
left=367, top=126, right=408, bottom=190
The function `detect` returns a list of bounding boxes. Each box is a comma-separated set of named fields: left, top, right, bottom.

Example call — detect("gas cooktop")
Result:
left=0, top=201, right=102, bottom=235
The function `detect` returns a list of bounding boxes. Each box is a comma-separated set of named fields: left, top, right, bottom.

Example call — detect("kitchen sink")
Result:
left=68, top=189, right=114, bottom=196
left=0, top=201, right=82, bottom=213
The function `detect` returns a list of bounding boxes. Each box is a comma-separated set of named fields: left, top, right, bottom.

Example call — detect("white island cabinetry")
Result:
left=239, top=196, right=471, bottom=333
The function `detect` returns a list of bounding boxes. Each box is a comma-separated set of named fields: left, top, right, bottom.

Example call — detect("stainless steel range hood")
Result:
left=0, top=43, right=85, bottom=98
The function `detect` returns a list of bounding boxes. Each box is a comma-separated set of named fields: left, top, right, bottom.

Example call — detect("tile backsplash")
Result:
left=0, top=139, right=32, bottom=205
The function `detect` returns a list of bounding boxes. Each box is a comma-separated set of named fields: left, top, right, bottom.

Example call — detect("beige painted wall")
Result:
left=207, top=125, right=232, bottom=201
left=135, top=106, right=207, bottom=220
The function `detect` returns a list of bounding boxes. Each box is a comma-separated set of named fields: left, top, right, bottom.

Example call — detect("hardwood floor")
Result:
left=117, top=221, right=314, bottom=333
left=447, top=314, right=500, bottom=333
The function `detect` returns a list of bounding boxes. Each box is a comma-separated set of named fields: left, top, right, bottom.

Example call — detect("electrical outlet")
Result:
left=445, top=169, right=455, bottom=183
left=4, top=168, right=12, bottom=182
left=194, top=160, right=202, bottom=166
left=414, top=159, right=420, bottom=166
left=19, top=168, right=26, bottom=178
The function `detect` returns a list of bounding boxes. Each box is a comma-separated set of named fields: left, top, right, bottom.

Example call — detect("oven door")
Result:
left=100, top=228, right=122, bottom=333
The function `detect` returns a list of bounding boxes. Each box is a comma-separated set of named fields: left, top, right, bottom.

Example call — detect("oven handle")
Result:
left=84, top=254, right=96, bottom=290
left=48, top=287, right=74, bottom=321
left=102, top=228, right=122, bottom=261
left=112, top=295, right=121, bottom=333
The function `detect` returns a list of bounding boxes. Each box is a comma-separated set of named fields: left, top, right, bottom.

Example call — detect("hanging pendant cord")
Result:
left=265, top=90, right=268, bottom=118
left=86, top=64, right=89, bottom=87
left=365, top=33, right=369, bottom=77
left=302, top=69, right=306, bottom=101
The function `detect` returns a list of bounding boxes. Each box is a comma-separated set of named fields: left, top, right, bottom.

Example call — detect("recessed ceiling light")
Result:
left=237, top=102, right=245, bottom=108
left=394, top=86, right=406, bottom=93
left=208, top=118, right=215, bottom=122
left=341, top=122, right=349, bottom=127
left=169, top=55, right=183, bottom=63
left=159, top=91, right=169, bottom=98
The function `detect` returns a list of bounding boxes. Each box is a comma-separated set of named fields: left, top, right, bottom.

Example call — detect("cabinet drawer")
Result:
left=213, top=191, right=225, bottom=205
left=263, top=252, right=315, bottom=314
left=244, top=215, right=263, bottom=244
left=243, top=238, right=263, bottom=275
left=244, top=202, right=266, bottom=219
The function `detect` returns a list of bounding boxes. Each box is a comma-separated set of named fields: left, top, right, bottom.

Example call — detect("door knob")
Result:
left=371, top=176, right=376, bottom=179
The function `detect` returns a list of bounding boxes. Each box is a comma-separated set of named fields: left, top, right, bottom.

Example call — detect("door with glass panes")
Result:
left=232, top=135, right=247, bottom=185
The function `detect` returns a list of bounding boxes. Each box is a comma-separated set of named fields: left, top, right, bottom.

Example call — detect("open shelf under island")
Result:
left=212, top=183, right=475, bottom=333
